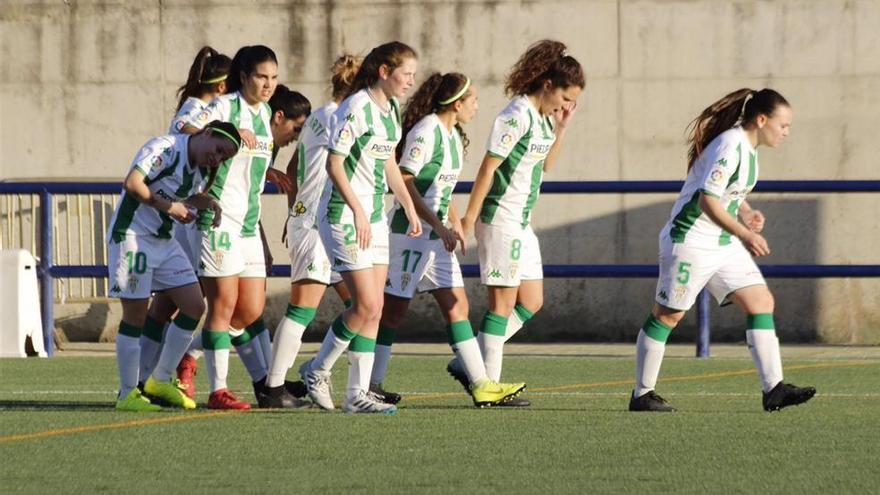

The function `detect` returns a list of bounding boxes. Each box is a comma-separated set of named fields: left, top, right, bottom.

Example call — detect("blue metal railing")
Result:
left=3, top=179, right=880, bottom=357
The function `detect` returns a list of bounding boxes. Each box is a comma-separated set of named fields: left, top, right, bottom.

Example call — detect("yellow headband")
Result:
left=438, top=78, right=470, bottom=105
left=201, top=74, right=227, bottom=84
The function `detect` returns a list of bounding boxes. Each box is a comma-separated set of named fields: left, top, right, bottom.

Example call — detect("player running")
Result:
left=259, top=55, right=360, bottom=408
left=299, top=41, right=422, bottom=414
left=368, top=71, right=526, bottom=408
left=452, top=40, right=584, bottom=407
left=109, top=121, right=240, bottom=411
left=628, top=88, right=816, bottom=413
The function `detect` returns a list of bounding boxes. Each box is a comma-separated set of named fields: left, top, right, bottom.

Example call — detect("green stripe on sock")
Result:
left=202, top=330, right=232, bottom=350
left=142, top=317, right=165, bottom=343
left=230, top=329, right=253, bottom=347
left=480, top=312, right=508, bottom=337
left=377, top=326, right=397, bottom=347
left=331, top=315, right=357, bottom=341
left=747, top=313, right=775, bottom=330
left=348, top=335, right=376, bottom=353
left=343, top=299, right=353, bottom=309
left=118, top=321, right=142, bottom=338
left=245, top=318, right=267, bottom=338
left=447, top=320, right=474, bottom=345
left=173, top=313, right=200, bottom=331
left=513, top=304, right=535, bottom=323
left=286, top=305, right=317, bottom=326
left=643, top=315, right=672, bottom=343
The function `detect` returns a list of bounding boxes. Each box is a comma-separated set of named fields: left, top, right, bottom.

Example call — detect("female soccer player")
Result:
left=181, top=45, right=292, bottom=410
left=629, top=89, right=816, bottom=413
left=137, top=46, right=231, bottom=384
left=299, top=41, right=422, bottom=414
left=109, top=121, right=240, bottom=411
left=455, top=40, right=584, bottom=407
left=260, top=55, right=360, bottom=408
left=368, top=72, right=526, bottom=408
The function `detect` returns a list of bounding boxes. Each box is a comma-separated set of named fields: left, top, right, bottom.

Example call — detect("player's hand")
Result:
left=404, top=206, right=422, bottom=238
left=435, top=225, right=457, bottom=252
left=266, top=168, right=293, bottom=194
left=741, top=209, right=765, bottom=233
left=740, top=231, right=770, bottom=257
left=208, top=200, right=222, bottom=228
left=554, top=102, right=578, bottom=130
left=353, top=208, right=372, bottom=250
left=460, top=214, right=475, bottom=240
left=167, top=202, right=196, bottom=224
left=238, top=128, right=257, bottom=149
left=450, top=217, right=466, bottom=255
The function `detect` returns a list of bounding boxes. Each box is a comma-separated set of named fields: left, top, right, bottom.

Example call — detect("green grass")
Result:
left=1, top=352, right=878, bottom=494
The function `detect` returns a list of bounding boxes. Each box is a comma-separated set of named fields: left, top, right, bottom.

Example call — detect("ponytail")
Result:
left=330, top=54, right=362, bottom=102
left=398, top=72, right=471, bottom=160
left=505, top=40, right=585, bottom=97
left=175, top=46, right=231, bottom=112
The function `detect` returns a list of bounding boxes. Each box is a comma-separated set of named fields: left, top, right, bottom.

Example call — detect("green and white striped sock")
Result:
left=478, top=312, right=509, bottom=382
left=312, top=315, right=356, bottom=372
left=348, top=335, right=376, bottom=400
left=448, top=320, right=488, bottom=384
left=504, top=304, right=535, bottom=342
left=267, top=305, right=316, bottom=387
left=231, top=322, right=267, bottom=383
left=203, top=330, right=231, bottom=392
left=138, top=316, right=166, bottom=381
left=152, top=314, right=199, bottom=382
left=634, top=315, right=672, bottom=398
left=116, top=321, right=142, bottom=398
left=370, top=325, right=397, bottom=385
left=746, top=313, right=783, bottom=392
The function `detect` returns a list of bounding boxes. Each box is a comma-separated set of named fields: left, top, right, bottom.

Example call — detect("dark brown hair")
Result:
left=330, top=54, right=362, bottom=101
left=226, top=45, right=278, bottom=95
left=505, top=40, right=585, bottom=97
left=348, top=41, right=417, bottom=97
left=200, top=120, right=242, bottom=192
left=398, top=72, right=471, bottom=160
left=686, top=88, right=790, bottom=170
left=175, top=46, right=231, bottom=112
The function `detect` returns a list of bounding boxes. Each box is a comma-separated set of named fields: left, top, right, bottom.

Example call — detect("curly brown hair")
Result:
left=504, top=40, right=585, bottom=97
left=397, top=72, right=471, bottom=160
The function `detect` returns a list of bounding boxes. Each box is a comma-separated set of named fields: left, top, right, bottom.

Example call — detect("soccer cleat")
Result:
left=762, top=382, right=816, bottom=412
left=299, top=359, right=335, bottom=410
left=176, top=354, right=199, bottom=400
left=144, top=376, right=196, bottom=410
left=470, top=380, right=527, bottom=408
left=207, top=388, right=252, bottom=410
left=629, top=390, right=676, bottom=412
left=257, top=385, right=312, bottom=409
left=342, top=390, right=397, bottom=415
left=369, top=383, right=402, bottom=404
left=446, top=358, right=472, bottom=395
left=497, top=397, right=531, bottom=407
left=285, top=380, right=308, bottom=399
left=116, top=388, right=162, bottom=412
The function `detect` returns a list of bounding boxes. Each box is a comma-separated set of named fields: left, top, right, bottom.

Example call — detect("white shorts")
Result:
left=319, top=220, right=390, bottom=272
left=385, top=234, right=464, bottom=299
left=476, top=221, right=543, bottom=287
left=287, top=219, right=343, bottom=285
left=108, top=234, right=198, bottom=299
left=197, top=225, right=266, bottom=278
left=655, top=234, right=766, bottom=311
left=174, top=222, right=200, bottom=270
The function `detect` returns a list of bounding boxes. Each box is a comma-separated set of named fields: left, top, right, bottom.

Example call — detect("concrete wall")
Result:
left=3, top=0, right=880, bottom=343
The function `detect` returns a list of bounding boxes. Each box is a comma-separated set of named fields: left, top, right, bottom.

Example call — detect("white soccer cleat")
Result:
left=342, top=390, right=397, bottom=415
left=299, top=359, right=335, bottom=410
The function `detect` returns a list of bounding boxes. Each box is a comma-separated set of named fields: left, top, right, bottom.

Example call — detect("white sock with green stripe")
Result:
left=504, top=304, right=535, bottom=342
left=370, top=325, right=396, bottom=386
left=448, top=320, right=488, bottom=384
left=312, top=315, right=356, bottom=372
left=347, top=335, right=376, bottom=400
left=186, top=332, right=204, bottom=360
left=746, top=313, right=783, bottom=392
left=267, top=305, right=317, bottom=387
left=231, top=321, right=267, bottom=383
left=634, top=315, right=672, bottom=398
left=203, top=330, right=231, bottom=392
left=138, top=316, right=166, bottom=381
left=478, top=312, right=509, bottom=382
left=116, top=321, right=142, bottom=398
left=152, top=314, right=199, bottom=382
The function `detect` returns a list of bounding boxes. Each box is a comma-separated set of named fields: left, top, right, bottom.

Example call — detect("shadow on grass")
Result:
left=0, top=400, right=115, bottom=411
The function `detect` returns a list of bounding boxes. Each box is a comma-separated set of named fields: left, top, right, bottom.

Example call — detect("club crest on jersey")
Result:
left=509, top=262, right=519, bottom=279
left=213, top=249, right=225, bottom=267
left=127, top=274, right=139, bottom=293
left=673, top=285, right=687, bottom=302
left=400, top=272, right=412, bottom=291
left=150, top=155, right=163, bottom=168
left=346, top=245, right=359, bottom=263
left=292, top=201, right=307, bottom=217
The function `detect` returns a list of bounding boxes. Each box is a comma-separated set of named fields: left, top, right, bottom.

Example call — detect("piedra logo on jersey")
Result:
left=366, top=142, right=395, bottom=160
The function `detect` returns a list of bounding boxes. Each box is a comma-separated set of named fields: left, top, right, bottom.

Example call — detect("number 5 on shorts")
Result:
left=677, top=261, right=691, bottom=284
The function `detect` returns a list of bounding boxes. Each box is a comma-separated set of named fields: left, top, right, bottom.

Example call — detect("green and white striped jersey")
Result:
left=289, top=102, right=337, bottom=230
left=187, top=91, right=274, bottom=237
left=170, top=97, right=209, bottom=134
left=108, top=135, right=203, bottom=242
left=389, top=113, right=463, bottom=239
left=480, top=95, right=555, bottom=228
left=664, top=126, right=759, bottom=247
left=321, top=89, right=401, bottom=225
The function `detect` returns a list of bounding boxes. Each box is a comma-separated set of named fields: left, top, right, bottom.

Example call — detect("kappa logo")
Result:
left=504, top=118, right=518, bottom=128
left=716, top=157, right=728, bottom=167
left=385, top=278, right=392, bottom=288
left=657, top=290, right=668, bottom=301
left=345, top=113, right=355, bottom=122
left=110, top=284, right=122, bottom=294
left=488, top=269, right=502, bottom=278
left=415, top=136, right=426, bottom=144
left=334, top=258, right=344, bottom=266
left=307, top=262, right=316, bottom=273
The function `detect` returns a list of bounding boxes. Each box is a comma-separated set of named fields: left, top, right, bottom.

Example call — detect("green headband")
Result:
left=201, top=74, right=227, bottom=84
left=209, top=127, right=241, bottom=149
left=438, top=78, right=471, bottom=105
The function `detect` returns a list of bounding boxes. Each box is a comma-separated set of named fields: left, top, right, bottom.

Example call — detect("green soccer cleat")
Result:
left=144, top=376, right=196, bottom=410
left=116, top=388, right=162, bottom=412
left=470, top=380, right=527, bottom=408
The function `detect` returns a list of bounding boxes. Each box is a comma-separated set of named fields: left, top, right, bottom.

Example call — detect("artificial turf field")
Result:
left=1, top=344, right=879, bottom=494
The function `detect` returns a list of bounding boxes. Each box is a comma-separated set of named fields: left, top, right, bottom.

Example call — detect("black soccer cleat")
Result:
left=762, top=382, right=816, bottom=412
left=285, top=380, right=308, bottom=399
left=257, top=384, right=312, bottom=409
left=629, top=390, right=676, bottom=412
left=446, top=359, right=472, bottom=395
left=369, top=383, right=402, bottom=404
left=497, top=396, right=531, bottom=407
